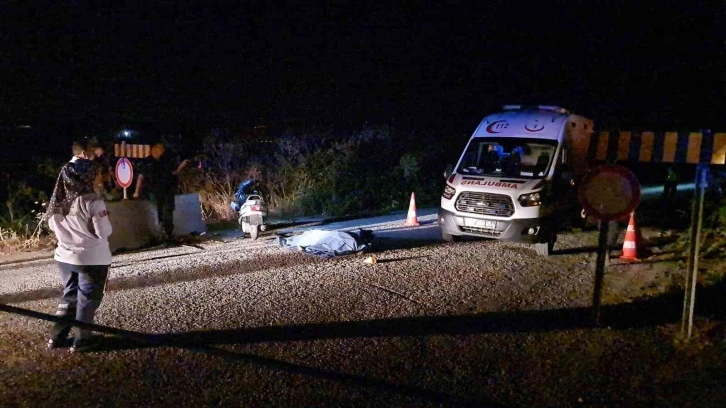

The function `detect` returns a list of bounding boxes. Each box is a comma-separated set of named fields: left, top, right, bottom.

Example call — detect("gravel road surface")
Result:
left=1, top=215, right=724, bottom=407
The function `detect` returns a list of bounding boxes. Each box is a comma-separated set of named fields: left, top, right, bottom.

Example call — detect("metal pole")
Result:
left=681, top=164, right=708, bottom=339
left=592, top=219, right=610, bottom=324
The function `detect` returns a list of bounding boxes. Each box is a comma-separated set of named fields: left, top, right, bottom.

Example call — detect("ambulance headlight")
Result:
left=442, top=185, right=456, bottom=200
left=518, top=192, right=541, bottom=207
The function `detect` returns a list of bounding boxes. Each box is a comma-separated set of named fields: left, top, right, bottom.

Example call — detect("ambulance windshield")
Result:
left=457, top=137, right=557, bottom=179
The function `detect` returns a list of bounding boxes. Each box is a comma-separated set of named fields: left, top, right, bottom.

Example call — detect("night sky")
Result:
left=1, top=1, right=723, bottom=134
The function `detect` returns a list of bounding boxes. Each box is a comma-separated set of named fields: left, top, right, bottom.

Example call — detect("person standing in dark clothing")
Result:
left=132, top=142, right=189, bottom=243
left=231, top=178, right=258, bottom=212
left=92, top=144, right=115, bottom=196
left=662, top=166, right=679, bottom=205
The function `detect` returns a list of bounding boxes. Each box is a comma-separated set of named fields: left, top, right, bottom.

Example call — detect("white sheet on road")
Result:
left=278, top=229, right=370, bottom=258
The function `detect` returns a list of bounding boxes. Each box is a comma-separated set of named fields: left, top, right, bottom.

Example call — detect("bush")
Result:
left=177, top=129, right=254, bottom=222
left=701, top=197, right=726, bottom=258
left=178, top=125, right=448, bottom=221
left=1, top=175, right=52, bottom=245
left=266, top=125, right=443, bottom=217
left=674, top=195, right=726, bottom=259
left=0, top=212, right=53, bottom=253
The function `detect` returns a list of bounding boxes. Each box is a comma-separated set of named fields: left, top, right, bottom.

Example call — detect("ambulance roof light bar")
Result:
left=502, top=105, right=569, bottom=114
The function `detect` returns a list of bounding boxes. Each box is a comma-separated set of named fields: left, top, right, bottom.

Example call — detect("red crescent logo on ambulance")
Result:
left=525, top=123, right=545, bottom=132
left=486, top=120, right=509, bottom=133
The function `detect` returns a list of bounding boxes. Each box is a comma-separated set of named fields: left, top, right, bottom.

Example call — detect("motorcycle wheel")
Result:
left=250, top=224, right=259, bottom=240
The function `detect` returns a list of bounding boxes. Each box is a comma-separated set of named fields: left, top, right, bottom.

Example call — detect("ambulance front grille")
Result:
left=455, top=192, right=515, bottom=217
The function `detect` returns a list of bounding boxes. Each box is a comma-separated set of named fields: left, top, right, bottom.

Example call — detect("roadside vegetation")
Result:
left=0, top=161, right=58, bottom=254
left=665, top=191, right=726, bottom=260
left=1, top=125, right=451, bottom=253
left=177, top=125, right=449, bottom=222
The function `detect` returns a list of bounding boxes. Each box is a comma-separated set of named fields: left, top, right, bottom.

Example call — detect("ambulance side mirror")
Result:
left=444, top=163, right=453, bottom=179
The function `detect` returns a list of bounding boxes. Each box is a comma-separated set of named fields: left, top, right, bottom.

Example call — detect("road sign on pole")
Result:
left=115, top=157, right=134, bottom=200
left=578, top=165, right=641, bottom=324
left=578, top=164, right=641, bottom=221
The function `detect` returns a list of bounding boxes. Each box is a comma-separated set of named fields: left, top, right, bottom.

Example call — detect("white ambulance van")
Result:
left=439, top=105, right=594, bottom=255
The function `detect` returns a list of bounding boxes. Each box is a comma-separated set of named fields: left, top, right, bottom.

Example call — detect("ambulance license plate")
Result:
left=466, top=218, right=496, bottom=229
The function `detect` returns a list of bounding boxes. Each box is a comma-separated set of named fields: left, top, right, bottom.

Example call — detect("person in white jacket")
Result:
left=45, top=141, right=112, bottom=352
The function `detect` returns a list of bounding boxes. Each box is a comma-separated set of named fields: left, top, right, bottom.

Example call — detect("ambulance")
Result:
left=439, top=105, right=594, bottom=255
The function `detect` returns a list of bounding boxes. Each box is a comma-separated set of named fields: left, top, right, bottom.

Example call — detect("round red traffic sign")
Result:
left=115, top=158, right=134, bottom=189
left=578, top=164, right=641, bottom=221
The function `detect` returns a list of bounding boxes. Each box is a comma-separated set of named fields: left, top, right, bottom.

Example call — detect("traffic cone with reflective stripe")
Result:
left=620, top=212, right=641, bottom=261
left=405, top=192, right=420, bottom=226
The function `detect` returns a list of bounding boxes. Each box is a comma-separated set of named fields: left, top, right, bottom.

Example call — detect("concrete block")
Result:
left=106, top=193, right=206, bottom=252
left=173, top=193, right=207, bottom=236
left=106, top=199, right=158, bottom=253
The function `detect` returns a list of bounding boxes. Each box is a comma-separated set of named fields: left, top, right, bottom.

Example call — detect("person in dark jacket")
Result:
left=93, top=143, right=115, bottom=195
left=662, top=166, right=679, bottom=205
left=231, top=178, right=258, bottom=213
left=132, top=141, right=189, bottom=243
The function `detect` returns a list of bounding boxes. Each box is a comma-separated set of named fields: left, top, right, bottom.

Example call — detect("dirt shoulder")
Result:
left=0, top=248, right=54, bottom=266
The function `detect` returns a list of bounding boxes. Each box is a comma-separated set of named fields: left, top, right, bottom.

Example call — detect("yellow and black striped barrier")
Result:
left=112, top=131, right=726, bottom=165
left=588, top=130, right=726, bottom=165
left=114, top=143, right=150, bottom=159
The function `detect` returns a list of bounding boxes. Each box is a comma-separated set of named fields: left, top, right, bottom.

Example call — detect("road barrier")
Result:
left=588, top=130, right=726, bottom=164
left=114, top=143, right=150, bottom=159
left=107, top=193, right=207, bottom=252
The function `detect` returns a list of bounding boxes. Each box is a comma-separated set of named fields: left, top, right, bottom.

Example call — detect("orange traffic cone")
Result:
left=620, top=212, right=641, bottom=261
left=405, top=192, right=420, bottom=226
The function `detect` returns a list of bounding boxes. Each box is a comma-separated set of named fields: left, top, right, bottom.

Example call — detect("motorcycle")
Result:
left=232, top=192, right=268, bottom=240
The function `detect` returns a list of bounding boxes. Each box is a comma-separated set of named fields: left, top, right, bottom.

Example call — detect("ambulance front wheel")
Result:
left=535, top=229, right=557, bottom=256
left=442, top=232, right=461, bottom=242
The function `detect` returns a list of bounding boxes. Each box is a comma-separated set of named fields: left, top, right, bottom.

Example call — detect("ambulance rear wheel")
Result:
left=442, top=232, right=461, bottom=242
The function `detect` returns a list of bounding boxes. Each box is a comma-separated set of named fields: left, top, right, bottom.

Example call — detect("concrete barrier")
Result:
left=106, top=199, right=158, bottom=252
left=106, top=193, right=206, bottom=252
left=172, top=193, right=207, bottom=236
